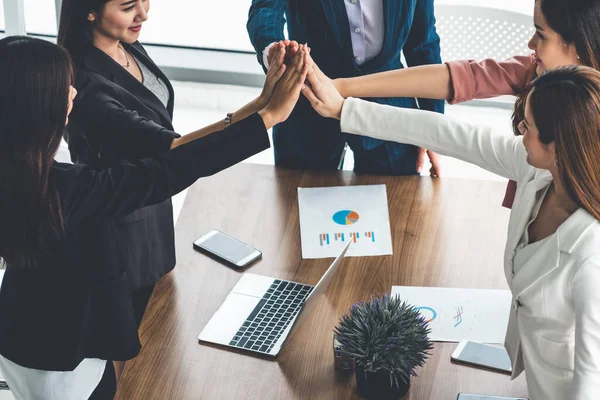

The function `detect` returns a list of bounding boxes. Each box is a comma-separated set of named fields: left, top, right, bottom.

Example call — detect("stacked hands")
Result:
left=257, top=41, right=310, bottom=130
left=258, top=39, right=442, bottom=177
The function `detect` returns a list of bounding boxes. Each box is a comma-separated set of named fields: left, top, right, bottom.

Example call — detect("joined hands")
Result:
left=261, top=40, right=441, bottom=177
left=258, top=42, right=310, bottom=130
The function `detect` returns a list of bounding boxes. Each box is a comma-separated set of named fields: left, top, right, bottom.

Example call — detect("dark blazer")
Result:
left=66, top=41, right=180, bottom=290
left=0, top=114, right=269, bottom=371
left=247, top=0, right=444, bottom=155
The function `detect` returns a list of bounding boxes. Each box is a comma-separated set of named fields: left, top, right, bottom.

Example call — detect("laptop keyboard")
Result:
left=229, top=279, right=313, bottom=354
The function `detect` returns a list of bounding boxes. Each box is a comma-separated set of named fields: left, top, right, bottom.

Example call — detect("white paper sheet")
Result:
left=298, top=185, right=393, bottom=259
left=391, top=286, right=512, bottom=344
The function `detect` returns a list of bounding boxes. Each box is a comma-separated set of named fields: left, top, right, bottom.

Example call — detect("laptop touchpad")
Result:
left=232, top=273, right=275, bottom=297
left=199, top=292, right=260, bottom=344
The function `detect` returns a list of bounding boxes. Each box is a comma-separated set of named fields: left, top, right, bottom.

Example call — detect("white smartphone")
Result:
left=193, top=230, right=262, bottom=269
left=457, top=395, right=527, bottom=400
left=451, top=340, right=512, bottom=374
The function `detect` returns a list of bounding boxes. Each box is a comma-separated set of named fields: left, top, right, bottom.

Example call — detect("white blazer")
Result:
left=340, top=98, right=600, bottom=400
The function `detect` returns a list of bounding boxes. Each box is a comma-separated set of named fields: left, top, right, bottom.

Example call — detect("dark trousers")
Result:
left=89, top=361, right=116, bottom=400
left=273, top=123, right=420, bottom=176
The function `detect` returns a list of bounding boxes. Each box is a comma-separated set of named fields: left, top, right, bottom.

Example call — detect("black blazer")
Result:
left=0, top=114, right=269, bottom=371
left=66, top=42, right=180, bottom=289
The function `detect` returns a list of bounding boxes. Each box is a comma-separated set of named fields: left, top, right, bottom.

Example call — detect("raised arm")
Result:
left=170, top=43, right=288, bottom=149
left=303, top=63, right=528, bottom=181
left=60, top=113, right=270, bottom=225
left=334, top=56, right=534, bottom=104
left=63, top=47, right=310, bottom=225
left=69, top=46, right=288, bottom=157
left=339, top=97, right=526, bottom=181
left=446, top=56, right=534, bottom=104
left=247, top=0, right=288, bottom=71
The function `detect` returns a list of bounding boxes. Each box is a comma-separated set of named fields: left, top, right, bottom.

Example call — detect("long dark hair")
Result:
left=57, top=0, right=110, bottom=56
left=512, top=0, right=600, bottom=134
left=529, top=65, right=600, bottom=219
left=0, top=37, right=73, bottom=268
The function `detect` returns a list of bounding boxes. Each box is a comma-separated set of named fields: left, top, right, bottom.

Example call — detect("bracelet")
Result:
left=225, top=112, right=233, bottom=128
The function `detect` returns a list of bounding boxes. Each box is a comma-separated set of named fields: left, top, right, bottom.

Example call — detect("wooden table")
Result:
left=116, top=164, right=528, bottom=400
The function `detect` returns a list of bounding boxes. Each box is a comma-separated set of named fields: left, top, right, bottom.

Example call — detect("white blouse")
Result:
left=512, top=184, right=552, bottom=275
left=0, top=349, right=105, bottom=399
left=0, top=267, right=107, bottom=399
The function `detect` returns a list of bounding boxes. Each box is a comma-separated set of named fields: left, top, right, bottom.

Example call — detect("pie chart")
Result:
left=332, top=210, right=360, bottom=226
left=415, top=306, right=437, bottom=324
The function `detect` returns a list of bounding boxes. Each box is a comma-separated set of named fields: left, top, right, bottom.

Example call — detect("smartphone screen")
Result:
left=456, top=393, right=527, bottom=400
left=194, top=230, right=261, bottom=268
left=452, top=341, right=512, bottom=374
left=457, top=395, right=527, bottom=400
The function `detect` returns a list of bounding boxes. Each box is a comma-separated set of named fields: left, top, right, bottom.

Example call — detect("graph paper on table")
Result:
left=298, top=185, right=392, bottom=259
left=391, top=286, right=512, bottom=344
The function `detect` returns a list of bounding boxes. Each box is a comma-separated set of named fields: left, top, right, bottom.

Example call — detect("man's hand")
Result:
left=416, top=148, right=442, bottom=177
left=266, top=40, right=300, bottom=69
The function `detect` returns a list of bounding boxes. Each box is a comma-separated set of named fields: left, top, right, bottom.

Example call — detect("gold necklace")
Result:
left=117, top=44, right=130, bottom=68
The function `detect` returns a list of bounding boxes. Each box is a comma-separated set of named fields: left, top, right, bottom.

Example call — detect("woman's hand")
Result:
left=259, top=45, right=310, bottom=129
left=301, top=57, right=345, bottom=120
left=257, top=41, right=287, bottom=109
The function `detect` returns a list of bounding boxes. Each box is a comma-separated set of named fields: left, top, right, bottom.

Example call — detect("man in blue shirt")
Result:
left=247, top=0, right=444, bottom=175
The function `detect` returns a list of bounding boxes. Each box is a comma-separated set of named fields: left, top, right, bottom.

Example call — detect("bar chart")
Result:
left=318, top=231, right=376, bottom=246
left=298, top=185, right=392, bottom=258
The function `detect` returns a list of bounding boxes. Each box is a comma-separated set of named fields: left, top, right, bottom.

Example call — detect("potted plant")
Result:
left=334, top=294, right=433, bottom=399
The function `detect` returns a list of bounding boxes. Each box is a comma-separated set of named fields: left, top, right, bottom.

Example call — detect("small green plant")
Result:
left=334, top=294, right=433, bottom=387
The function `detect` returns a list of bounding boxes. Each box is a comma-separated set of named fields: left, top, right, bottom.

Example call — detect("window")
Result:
left=0, top=0, right=5, bottom=31
left=436, top=0, right=532, bottom=16
left=140, top=0, right=532, bottom=52
left=9, top=0, right=533, bottom=50
left=25, top=0, right=57, bottom=36
left=141, top=1, right=255, bottom=52
left=14, top=1, right=256, bottom=48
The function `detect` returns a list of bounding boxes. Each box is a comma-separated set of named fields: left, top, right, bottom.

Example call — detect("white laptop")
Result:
left=198, top=241, right=352, bottom=357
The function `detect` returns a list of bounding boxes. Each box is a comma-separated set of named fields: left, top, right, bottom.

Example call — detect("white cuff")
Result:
left=262, top=42, right=277, bottom=70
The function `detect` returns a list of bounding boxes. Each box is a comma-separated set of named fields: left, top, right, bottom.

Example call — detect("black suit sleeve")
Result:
left=402, top=0, right=444, bottom=115
left=70, top=82, right=179, bottom=159
left=57, top=113, right=269, bottom=226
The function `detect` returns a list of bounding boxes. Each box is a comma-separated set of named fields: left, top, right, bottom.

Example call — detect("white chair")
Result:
left=434, top=6, right=534, bottom=109
left=435, top=5, right=534, bottom=62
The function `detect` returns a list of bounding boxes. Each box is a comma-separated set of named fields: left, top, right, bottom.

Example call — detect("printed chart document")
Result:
left=392, top=286, right=512, bottom=344
left=298, top=185, right=393, bottom=259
